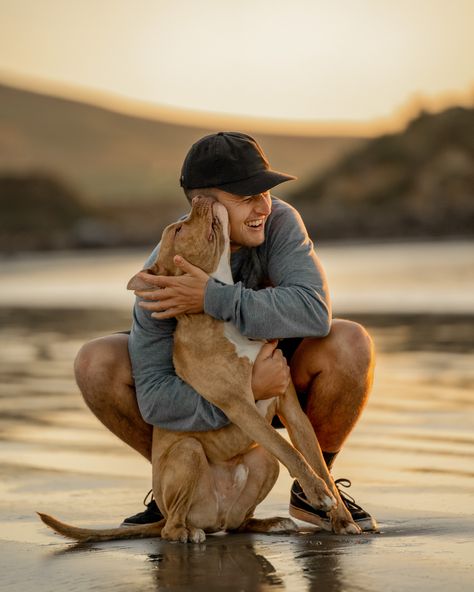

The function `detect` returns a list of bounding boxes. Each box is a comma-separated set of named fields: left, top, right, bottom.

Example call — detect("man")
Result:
left=75, top=132, right=377, bottom=531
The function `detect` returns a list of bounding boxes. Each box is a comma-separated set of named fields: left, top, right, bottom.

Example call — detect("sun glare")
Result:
left=0, top=0, right=473, bottom=133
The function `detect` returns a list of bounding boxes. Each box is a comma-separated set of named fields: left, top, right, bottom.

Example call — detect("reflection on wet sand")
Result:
left=0, top=308, right=473, bottom=591
left=50, top=532, right=355, bottom=592
left=145, top=538, right=286, bottom=591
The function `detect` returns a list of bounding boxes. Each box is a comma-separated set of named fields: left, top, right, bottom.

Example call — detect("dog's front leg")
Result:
left=276, top=382, right=360, bottom=534
left=221, top=398, right=336, bottom=512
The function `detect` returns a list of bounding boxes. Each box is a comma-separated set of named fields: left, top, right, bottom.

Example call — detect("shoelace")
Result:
left=143, top=489, right=154, bottom=507
left=334, top=478, right=364, bottom=512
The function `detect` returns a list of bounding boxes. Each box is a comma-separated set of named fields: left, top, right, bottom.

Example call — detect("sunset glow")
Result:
left=0, top=0, right=473, bottom=134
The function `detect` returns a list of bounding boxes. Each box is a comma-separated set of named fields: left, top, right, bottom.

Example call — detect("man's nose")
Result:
left=253, top=193, right=271, bottom=215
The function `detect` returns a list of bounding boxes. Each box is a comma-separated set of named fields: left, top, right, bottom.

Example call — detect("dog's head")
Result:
left=127, top=196, right=229, bottom=290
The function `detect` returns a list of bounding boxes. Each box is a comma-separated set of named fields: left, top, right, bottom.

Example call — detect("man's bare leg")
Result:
left=290, top=319, right=375, bottom=454
left=74, top=333, right=153, bottom=461
left=288, top=319, right=377, bottom=531
left=74, top=320, right=375, bottom=528
left=74, top=320, right=374, bottom=462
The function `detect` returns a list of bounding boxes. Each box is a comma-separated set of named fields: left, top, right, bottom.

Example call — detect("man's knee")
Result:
left=74, top=334, right=131, bottom=396
left=291, top=319, right=374, bottom=392
left=329, top=319, right=374, bottom=365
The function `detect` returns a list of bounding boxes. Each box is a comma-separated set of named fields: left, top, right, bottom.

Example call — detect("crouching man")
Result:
left=75, top=132, right=377, bottom=532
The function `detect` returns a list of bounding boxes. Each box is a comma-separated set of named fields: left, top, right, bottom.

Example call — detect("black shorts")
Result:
left=277, top=337, right=303, bottom=364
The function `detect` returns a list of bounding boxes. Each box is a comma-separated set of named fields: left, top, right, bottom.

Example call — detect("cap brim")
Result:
left=214, top=170, right=297, bottom=196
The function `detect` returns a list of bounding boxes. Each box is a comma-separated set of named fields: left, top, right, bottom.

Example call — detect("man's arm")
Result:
left=137, top=200, right=330, bottom=340
left=204, top=201, right=331, bottom=340
left=130, top=294, right=289, bottom=428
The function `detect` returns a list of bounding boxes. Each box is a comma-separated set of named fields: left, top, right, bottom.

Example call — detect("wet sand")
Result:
left=0, top=307, right=473, bottom=591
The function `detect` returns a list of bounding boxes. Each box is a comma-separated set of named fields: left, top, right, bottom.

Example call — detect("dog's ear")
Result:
left=127, top=272, right=152, bottom=291
left=127, top=263, right=168, bottom=290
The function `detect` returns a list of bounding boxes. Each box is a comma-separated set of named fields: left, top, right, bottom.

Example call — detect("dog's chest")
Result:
left=222, top=322, right=262, bottom=363
left=210, top=251, right=264, bottom=365
left=222, top=325, right=277, bottom=416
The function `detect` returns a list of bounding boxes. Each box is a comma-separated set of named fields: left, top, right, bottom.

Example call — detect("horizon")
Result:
left=2, top=72, right=473, bottom=139
left=1, top=0, right=473, bottom=137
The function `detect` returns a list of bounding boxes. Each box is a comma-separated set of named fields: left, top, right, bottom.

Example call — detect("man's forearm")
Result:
left=204, top=280, right=331, bottom=340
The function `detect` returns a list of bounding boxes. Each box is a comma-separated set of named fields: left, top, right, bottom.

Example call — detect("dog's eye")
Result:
left=175, top=226, right=182, bottom=235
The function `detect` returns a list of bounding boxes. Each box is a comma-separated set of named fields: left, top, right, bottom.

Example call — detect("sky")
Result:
left=0, top=0, right=473, bottom=134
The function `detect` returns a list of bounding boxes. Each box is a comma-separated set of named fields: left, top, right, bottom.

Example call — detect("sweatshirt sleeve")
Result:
left=128, top=247, right=230, bottom=431
left=203, top=200, right=331, bottom=340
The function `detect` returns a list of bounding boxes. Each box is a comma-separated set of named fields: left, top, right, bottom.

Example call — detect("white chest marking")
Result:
left=223, top=322, right=263, bottom=363
left=209, top=219, right=264, bottom=363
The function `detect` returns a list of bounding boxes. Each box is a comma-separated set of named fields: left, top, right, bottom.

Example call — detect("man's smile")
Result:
left=245, top=217, right=266, bottom=228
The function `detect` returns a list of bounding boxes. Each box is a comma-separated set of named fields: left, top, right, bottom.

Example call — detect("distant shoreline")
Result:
left=1, top=234, right=473, bottom=260
left=1, top=240, right=473, bottom=315
left=0, top=307, right=472, bottom=356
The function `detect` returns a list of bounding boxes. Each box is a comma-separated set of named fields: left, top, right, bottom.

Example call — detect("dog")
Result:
left=38, top=196, right=360, bottom=543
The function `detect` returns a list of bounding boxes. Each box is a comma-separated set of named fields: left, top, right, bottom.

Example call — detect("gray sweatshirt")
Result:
left=128, top=197, right=331, bottom=431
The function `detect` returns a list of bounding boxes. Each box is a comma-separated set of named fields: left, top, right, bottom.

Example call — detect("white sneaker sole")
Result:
left=289, top=504, right=378, bottom=532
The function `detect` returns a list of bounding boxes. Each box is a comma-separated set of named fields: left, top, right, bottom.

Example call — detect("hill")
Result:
left=2, top=82, right=471, bottom=250
left=0, top=82, right=361, bottom=205
left=290, top=107, right=474, bottom=239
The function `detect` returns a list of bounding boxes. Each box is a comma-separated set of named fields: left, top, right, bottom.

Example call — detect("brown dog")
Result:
left=39, top=197, right=360, bottom=543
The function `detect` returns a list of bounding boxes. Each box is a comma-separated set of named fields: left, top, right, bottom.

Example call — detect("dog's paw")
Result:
left=331, top=518, right=361, bottom=535
left=328, top=504, right=362, bottom=535
left=161, top=524, right=190, bottom=543
left=301, top=478, right=336, bottom=512
left=161, top=524, right=206, bottom=544
left=188, top=527, right=206, bottom=543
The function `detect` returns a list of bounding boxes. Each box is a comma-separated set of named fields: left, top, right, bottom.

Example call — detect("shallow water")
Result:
left=1, top=240, right=473, bottom=313
left=0, top=306, right=473, bottom=591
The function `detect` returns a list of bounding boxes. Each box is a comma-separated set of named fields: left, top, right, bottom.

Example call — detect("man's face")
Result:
left=202, top=188, right=272, bottom=251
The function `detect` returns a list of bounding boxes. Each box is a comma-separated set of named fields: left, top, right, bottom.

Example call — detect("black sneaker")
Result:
left=289, top=478, right=378, bottom=532
left=121, top=490, right=164, bottom=527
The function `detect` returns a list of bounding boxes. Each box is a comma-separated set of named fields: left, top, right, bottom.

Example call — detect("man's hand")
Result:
left=135, top=255, right=210, bottom=319
left=252, top=340, right=291, bottom=401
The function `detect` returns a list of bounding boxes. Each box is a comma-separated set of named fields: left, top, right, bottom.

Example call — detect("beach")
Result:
left=0, top=241, right=473, bottom=591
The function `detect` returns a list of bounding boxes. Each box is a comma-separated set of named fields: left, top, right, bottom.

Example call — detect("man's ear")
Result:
left=127, top=264, right=167, bottom=290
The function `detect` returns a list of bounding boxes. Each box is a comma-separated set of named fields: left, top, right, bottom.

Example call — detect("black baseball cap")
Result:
left=180, top=131, right=297, bottom=196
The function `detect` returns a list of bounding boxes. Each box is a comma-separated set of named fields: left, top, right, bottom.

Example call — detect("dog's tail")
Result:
left=37, top=512, right=165, bottom=542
